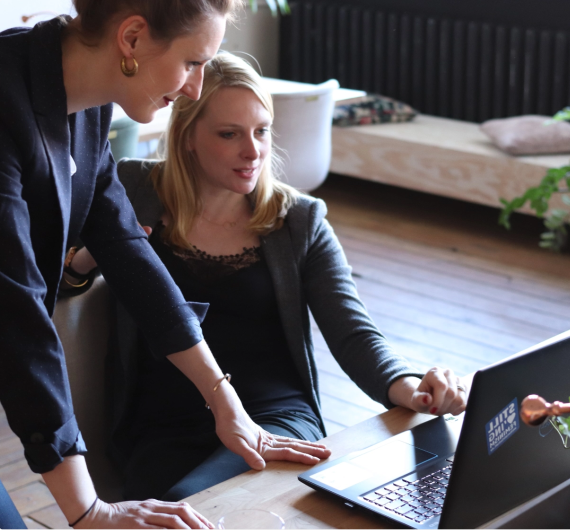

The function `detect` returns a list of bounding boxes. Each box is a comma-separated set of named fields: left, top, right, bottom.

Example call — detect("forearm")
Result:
left=41, top=455, right=97, bottom=526
left=167, top=340, right=240, bottom=419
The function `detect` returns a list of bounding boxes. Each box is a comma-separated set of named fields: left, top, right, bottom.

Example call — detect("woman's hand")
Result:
left=213, top=394, right=332, bottom=470
left=168, top=343, right=332, bottom=472
left=42, top=456, right=211, bottom=530
left=388, top=368, right=468, bottom=416
left=76, top=499, right=213, bottom=529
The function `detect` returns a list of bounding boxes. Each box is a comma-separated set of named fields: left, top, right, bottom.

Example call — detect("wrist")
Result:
left=206, top=379, right=242, bottom=420
left=41, top=456, right=97, bottom=526
left=388, top=376, right=421, bottom=408
left=69, top=247, right=97, bottom=275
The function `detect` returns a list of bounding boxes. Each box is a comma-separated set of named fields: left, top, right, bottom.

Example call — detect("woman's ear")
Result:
left=116, top=15, right=149, bottom=58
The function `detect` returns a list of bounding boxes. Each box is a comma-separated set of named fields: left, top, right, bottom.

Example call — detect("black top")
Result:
left=134, top=224, right=318, bottom=432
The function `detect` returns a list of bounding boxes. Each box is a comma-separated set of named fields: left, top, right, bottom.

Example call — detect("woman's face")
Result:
left=188, top=86, right=272, bottom=196
left=121, top=15, right=226, bottom=123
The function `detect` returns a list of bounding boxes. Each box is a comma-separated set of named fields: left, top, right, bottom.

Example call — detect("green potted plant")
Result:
left=248, top=0, right=290, bottom=15
left=499, top=108, right=570, bottom=252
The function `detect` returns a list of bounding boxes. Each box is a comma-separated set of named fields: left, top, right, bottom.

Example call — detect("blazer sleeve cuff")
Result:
left=142, top=301, right=209, bottom=359
left=23, top=416, right=87, bottom=474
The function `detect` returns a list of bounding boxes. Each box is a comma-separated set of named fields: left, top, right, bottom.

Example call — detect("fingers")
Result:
left=415, top=368, right=468, bottom=416
left=137, top=222, right=152, bottom=236
left=259, top=433, right=332, bottom=465
left=235, top=437, right=267, bottom=470
left=88, top=499, right=214, bottom=529
left=148, top=501, right=214, bottom=529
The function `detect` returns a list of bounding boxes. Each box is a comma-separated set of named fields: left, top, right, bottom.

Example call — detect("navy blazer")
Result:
left=0, top=17, right=207, bottom=473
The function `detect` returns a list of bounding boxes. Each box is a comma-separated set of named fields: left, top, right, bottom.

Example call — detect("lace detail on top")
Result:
left=165, top=240, right=262, bottom=283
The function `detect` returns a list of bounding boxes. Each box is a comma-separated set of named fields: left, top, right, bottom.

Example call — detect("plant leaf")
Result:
left=265, top=0, right=278, bottom=15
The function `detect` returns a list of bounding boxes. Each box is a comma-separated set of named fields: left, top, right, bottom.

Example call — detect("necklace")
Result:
left=200, top=212, right=242, bottom=230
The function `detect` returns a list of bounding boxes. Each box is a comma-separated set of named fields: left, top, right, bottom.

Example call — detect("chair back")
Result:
left=271, top=79, right=339, bottom=191
left=53, top=277, right=124, bottom=502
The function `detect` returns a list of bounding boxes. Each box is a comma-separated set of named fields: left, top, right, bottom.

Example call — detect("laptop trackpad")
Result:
left=351, top=439, right=437, bottom=484
left=309, top=439, right=438, bottom=492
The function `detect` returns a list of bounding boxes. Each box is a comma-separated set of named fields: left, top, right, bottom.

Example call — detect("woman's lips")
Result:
left=233, top=167, right=258, bottom=179
left=163, top=97, right=173, bottom=106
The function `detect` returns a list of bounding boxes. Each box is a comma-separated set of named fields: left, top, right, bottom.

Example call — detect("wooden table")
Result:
left=182, top=408, right=435, bottom=529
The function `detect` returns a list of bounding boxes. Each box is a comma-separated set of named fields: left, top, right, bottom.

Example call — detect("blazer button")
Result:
left=30, top=433, right=44, bottom=444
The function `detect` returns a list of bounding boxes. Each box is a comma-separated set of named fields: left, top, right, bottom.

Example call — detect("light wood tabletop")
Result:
left=182, top=407, right=436, bottom=529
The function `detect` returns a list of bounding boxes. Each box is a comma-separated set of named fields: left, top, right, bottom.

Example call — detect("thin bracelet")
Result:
left=205, top=373, right=232, bottom=409
left=63, top=276, right=90, bottom=288
left=69, top=496, right=98, bottom=528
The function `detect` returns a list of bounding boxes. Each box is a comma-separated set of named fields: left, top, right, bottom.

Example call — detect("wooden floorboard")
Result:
left=311, top=174, right=570, bottom=431
left=2, top=173, right=570, bottom=526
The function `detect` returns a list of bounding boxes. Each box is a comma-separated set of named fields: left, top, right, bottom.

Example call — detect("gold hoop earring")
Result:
left=121, top=56, right=138, bottom=77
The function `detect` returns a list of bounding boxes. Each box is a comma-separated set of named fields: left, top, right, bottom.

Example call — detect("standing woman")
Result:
left=0, top=1, right=329, bottom=528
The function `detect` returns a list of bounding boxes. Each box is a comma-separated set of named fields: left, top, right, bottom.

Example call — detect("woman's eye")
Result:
left=257, top=128, right=269, bottom=136
left=186, top=61, right=202, bottom=70
left=220, top=132, right=235, bottom=139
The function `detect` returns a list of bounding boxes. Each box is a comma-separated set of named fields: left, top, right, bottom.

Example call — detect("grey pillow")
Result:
left=480, top=115, right=570, bottom=155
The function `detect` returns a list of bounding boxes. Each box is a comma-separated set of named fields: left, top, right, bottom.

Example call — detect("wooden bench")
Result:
left=331, top=115, right=570, bottom=214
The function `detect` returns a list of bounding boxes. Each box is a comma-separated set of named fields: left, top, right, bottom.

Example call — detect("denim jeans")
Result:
left=0, top=479, right=26, bottom=529
left=124, top=410, right=323, bottom=502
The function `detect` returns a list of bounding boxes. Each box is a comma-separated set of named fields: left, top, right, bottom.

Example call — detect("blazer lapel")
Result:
left=29, top=17, right=72, bottom=257
left=262, top=224, right=318, bottom=398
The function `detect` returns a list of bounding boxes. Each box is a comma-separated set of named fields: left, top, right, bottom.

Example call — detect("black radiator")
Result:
left=279, top=1, right=570, bottom=122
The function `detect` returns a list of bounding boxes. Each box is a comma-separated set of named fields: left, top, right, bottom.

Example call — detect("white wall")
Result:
left=0, top=0, right=75, bottom=32
left=222, top=4, right=280, bottom=78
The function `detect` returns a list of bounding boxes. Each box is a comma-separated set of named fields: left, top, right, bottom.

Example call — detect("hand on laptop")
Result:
left=388, top=367, right=468, bottom=416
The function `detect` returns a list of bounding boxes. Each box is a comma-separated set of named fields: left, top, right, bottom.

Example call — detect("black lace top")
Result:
left=133, top=223, right=317, bottom=432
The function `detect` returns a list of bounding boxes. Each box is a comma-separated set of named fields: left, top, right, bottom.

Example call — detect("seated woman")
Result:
left=70, top=52, right=467, bottom=502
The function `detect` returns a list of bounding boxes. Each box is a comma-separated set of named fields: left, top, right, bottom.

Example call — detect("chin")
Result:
left=122, top=104, right=156, bottom=125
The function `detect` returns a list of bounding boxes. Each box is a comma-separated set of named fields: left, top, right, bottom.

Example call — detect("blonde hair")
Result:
left=151, top=52, right=299, bottom=249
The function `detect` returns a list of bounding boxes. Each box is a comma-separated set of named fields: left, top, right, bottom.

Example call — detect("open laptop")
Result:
left=299, top=330, right=570, bottom=528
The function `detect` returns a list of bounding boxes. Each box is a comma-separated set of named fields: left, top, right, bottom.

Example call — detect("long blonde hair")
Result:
left=151, top=52, right=299, bottom=249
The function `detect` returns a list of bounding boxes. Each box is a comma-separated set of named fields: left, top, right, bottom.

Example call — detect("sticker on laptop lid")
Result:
left=310, top=461, right=373, bottom=491
left=486, top=398, right=519, bottom=455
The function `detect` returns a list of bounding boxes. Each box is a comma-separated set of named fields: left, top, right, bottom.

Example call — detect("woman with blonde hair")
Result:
left=72, top=52, right=467, bottom=502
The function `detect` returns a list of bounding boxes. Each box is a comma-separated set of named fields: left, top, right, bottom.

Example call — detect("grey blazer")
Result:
left=108, top=159, right=422, bottom=463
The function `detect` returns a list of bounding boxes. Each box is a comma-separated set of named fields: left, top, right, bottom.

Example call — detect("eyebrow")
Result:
left=216, top=121, right=272, bottom=128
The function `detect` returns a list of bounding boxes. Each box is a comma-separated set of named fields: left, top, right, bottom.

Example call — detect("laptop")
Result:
left=299, top=330, right=570, bottom=528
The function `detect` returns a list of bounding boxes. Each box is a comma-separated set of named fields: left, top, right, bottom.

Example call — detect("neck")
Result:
left=200, top=188, right=251, bottom=224
left=61, top=32, right=117, bottom=114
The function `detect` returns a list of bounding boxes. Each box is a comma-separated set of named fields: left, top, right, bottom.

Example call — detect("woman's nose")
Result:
left=242, top=137, right=260, bottom=159
left=180, top=69, right=204, bottom=101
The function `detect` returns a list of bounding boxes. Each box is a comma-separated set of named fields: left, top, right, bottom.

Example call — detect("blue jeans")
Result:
left=0, top=479, right=26, bottom=529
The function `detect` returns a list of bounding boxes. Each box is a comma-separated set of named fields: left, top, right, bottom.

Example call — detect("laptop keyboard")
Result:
left=361, top=459, right=453, bottom=524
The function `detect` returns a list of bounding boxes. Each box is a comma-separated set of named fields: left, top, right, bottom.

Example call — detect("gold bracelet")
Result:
left=205, top=373, right=232, bottom=409
left=63, top=275, right=89, bottom=288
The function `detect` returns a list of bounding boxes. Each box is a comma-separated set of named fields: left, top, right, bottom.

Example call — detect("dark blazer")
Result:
left=107, top=159, right=423, bottom=465
left=0, top=18, right=206, bottom=473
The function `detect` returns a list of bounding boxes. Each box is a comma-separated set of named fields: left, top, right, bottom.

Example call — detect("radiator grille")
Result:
left=280, top=2, right=570, bottom=122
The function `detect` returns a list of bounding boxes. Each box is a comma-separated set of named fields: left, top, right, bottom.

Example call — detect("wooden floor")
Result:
left=2, top=174, right=570, bottom=527
left=313, top=174, right=570, bottom=435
